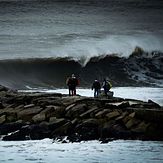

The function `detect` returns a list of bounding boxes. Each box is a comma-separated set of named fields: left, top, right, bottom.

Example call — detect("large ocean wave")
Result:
left=0, top=49, right=162, bottom=89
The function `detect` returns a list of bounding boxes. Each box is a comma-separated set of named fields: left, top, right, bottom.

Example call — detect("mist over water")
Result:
left=0, top=0, right=163, bottom=60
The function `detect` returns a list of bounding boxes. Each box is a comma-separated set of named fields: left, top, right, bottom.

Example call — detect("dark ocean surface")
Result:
left=0, top=0, right=163, bottom=60
left=0, top=0, right=163, bottom=89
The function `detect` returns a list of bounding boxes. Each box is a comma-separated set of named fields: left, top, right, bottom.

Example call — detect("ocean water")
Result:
left=20, top=87, right=163, bottom=106
left=1, top=1, right=163, bottom=161
left=0, top=139, right=163, bottom=163
left=0, top=0, right=163, bottom=60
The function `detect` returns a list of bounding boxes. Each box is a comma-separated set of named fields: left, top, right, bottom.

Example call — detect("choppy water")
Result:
left=20, top=87, right=163, bottom=106
left=0, top=139, right=163, bottom=163
left=0, top=0, right=163, bottom=59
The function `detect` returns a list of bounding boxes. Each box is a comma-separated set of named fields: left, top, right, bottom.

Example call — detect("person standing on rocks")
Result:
left=92, top=79, right=101, bottom=98
left=102, top=78, right=112, bottom=96
left=66, top=74, right=79, bottom=96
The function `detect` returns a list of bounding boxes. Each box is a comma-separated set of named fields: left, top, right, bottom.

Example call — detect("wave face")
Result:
left=0, top=50, right=162, bottom=89
left=0, top=0, right=163, bottom=60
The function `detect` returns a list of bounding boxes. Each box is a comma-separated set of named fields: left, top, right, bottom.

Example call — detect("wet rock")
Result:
left=51, top=122, right=73, bottom=137
left=0, top=85, right=163, bottom=141
left=17, top=106, right=43, bottom=121
left=29, top=124, right=50, bottom=140
left=95, top=109, right=111, bottom=119
left=49, top=118, right=67, bottom=131
left=0, top=120, right=25, bottom=135
left=80, top=107, right=99, bottom=119
left=118, top=102, right=130, bottom=108
left=32, top=113, right=46, bottom=123
left=24, top=104, right=35, bottom=109
left=128, top=112, right=136, bottom=118
left=65, top=103, right=88, bottom=118
left=0, top=102, right=4, bottom=109
left=75, top=118, right=99, bottom=140
left=131, top=121, right=150, bottom=133
left=115, top=111, right=129, bottom=122
left=148, top=99, right=161, bottom=108
left=106, top=110, right=120, bottom=120
left=0, top=115, right=6, bottom=124
left=2, top=125, right=30, bottom=141
left=134, top=109, right=163, bottom=123
left=125, top=118, right=141, bottom=129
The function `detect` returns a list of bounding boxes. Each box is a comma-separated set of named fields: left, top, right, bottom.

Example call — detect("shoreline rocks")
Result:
left=0, top=85, right=163, bottom=142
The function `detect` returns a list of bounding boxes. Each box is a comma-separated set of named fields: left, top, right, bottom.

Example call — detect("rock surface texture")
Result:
left=0, top=85, right=163, bottom=142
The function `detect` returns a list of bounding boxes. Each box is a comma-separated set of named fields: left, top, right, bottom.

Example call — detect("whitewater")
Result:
left=1, top=139, right=163, bottom=163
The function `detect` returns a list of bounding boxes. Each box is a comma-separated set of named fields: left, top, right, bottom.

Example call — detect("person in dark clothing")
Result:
left=102, top=78, right=112, bottom=96
left=92, top=79, right=101, bottom=98
left=66, top=74, right=79, bottom=96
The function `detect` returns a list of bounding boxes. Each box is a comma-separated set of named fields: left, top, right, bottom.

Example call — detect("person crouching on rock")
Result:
left=66, top=74, right=79, bottom=96
left=92, top=79, right=101, bottom=98
left=102, top=78, right=112, bottom=96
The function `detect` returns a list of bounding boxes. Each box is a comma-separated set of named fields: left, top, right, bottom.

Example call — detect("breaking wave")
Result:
left=0, top=48, right=162, bottom=89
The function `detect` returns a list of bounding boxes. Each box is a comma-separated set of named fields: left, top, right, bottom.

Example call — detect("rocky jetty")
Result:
left=0, top=85, right=163, bottom=142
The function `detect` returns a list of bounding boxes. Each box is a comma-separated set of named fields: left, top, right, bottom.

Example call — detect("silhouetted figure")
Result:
left=102, top=79, right=112, bottom=96
left=66, top=74, right=79, bottom=96
left=92, top=79, right=101, bottom=98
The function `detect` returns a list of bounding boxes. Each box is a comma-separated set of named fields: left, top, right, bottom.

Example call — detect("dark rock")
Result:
left=51, top=122, right=73, bottom=137
left=106, top=110, right=121, bottom=120
left=0, top=102, right=4, bottom=109
left=0, top=120, right=25, bottom=135
left=28, top=124, right=50, bottom=140
left=0, top=85, right=163, bottom=141
left=0, top=115, right=6, bottom=124
left=125, top=118, right=141, bottom=129
left=49, top=118, right=67, bottom=131
left=2, top=125, right=30, bottom=141
left=17, top=106, right=43, bottom=121
left=75, top=119, right=99, bottom=140
left=148, top=99, right=161, bottom=108
left=118, top=102, right=130, bottom=108
left=65, top=103, right=88, bottom=118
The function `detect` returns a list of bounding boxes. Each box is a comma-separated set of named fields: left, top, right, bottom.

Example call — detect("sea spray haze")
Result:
left=0, top=0, right=163, bottom=89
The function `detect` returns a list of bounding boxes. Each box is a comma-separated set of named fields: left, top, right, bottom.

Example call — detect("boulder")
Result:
left=75, top=118, right=99, bottom=140
left=17, top=106, right=43, bottom=121
left=106, top=110, right=120, bottom=120
left=49, top=118, right=68, bottom=131
left=28, top=124, right=50, bottom=140
left=100, top=123, right=132, bottom=139
left=118, top=102, right=130, bottom=108
left=0, top=115, right=6, bottom=124
left=148, top=99, right=161, bottom=108
left=125, top=118, right=141, bottom=129
left=134, top=109, right=163, bottom=123
left=95, top=109, right=111, bottom=119
left=2, top=125, right=30, bottom=141
left=115, top=111, right=129, bottom=122
left=32, top=113, right=46, bottom=123
left=51, top=122, right=73, bottom=137
left=65, top=103, right=88, bottom=118
left=24, top=104, right=35, bottom=109
left=131, top=121, right=150, bottom=133
left=80, top=107, right=99, bottom=119
left=0, top=120, right=25, bottom=135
